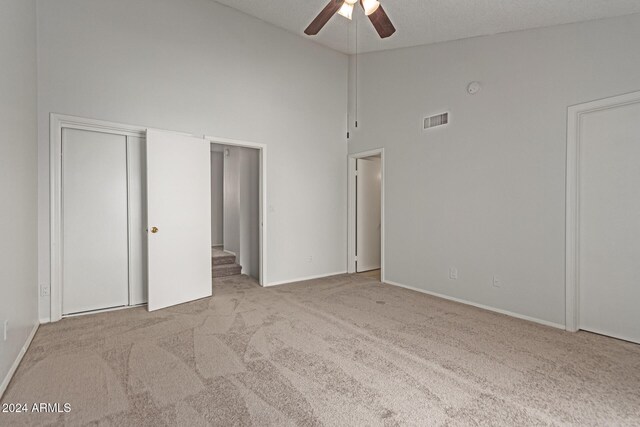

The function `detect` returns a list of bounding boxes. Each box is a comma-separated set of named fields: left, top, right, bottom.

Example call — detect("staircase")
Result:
left=212, top=247, right=242, bottom=278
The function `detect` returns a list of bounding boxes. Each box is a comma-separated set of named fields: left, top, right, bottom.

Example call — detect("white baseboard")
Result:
left=265, top=271, right=347, bottom=287
left=384, top=279, right=565, bottom=330
left=0, top=323, right=39, bottom=399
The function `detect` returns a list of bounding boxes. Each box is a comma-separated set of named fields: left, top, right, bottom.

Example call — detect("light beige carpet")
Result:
left=357, top=269, right=381, bottom=281
left=2, top=274, right=640, bottom=426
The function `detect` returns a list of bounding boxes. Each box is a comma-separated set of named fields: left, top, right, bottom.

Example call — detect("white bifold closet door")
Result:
left=356, top=157, right=381, bottom=272
left=146, top=130, right=212, bottom=311
left=62, top=129, right=129, bottom=314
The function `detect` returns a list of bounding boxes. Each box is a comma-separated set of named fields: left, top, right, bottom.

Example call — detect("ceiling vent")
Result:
left=423, top=112, right=449, bottom=130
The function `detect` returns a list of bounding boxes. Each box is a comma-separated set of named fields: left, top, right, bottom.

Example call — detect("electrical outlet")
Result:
left=449, top=268, right=458, bottom=280
left=41, top=284, right=50, bottom=297
left=492, top=275, right=501, bottom=288
left=3, top=320, right=8, bottom=341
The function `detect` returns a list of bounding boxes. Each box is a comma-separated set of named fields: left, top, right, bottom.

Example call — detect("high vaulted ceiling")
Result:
left=213, top=0, right=640, bottom=54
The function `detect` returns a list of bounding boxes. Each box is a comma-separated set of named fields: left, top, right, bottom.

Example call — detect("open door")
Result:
left=146, top=129, right=212, bottom=311
left=356, top=157, right=381, bottom=272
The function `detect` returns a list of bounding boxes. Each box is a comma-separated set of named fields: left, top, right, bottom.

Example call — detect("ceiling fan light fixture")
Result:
left=362, top=0, right=380, bottom=16
left=304, top=0, right=395, bottom=38
left=337, top=2, right=354, bottom=20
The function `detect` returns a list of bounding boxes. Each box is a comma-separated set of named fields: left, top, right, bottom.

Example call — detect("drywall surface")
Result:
left=239, top=147, right=260, bottom=279
left=211, top=151, right=224, bottom=246
left=348, top=13, right=640, bottom=326
left=222, top=146, right=260, bottom=279
left=37, top=0, right=348, bottom=319
left=223, top=147, right=241, bottom=258
left=0, top=0, right=39, bottom=394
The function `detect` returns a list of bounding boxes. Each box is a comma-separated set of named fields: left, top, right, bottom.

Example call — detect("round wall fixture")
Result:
left=467, top=81, right=482, bottom=95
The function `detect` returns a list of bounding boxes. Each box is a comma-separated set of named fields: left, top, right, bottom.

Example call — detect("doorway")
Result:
left=210, top=143, right=261, bottom=283
left=348, top=149, right=385, bottom=281
left=566, top=91, right=640, bottom=344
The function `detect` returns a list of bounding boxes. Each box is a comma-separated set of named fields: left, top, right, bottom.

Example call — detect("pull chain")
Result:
left=347, top=16, right=350, bottom=139
left=355, top=15, right=358, bottom=128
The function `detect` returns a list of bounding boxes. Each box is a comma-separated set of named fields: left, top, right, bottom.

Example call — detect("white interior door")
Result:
left=146, top=130, right=212, bottom=311
left=579, top=100, right=640, bottom=344
left=356, top=157, right=381, bottom=272
left=62, top=128, right=129, bottom=314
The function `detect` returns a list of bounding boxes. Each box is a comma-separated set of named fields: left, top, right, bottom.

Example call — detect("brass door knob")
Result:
left=151, top=227, right=159, bottom=234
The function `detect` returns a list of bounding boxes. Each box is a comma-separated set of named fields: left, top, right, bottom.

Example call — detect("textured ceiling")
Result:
left=212, top=0, right=640, bottom=54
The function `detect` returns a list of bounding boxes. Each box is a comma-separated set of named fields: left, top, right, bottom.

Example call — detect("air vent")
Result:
left=423, top=112, right=449, bottom=130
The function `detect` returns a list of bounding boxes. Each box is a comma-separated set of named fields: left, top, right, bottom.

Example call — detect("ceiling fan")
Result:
left=304, top=0, right=396, bottom=39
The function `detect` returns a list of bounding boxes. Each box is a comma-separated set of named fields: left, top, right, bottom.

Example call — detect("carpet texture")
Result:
left=212, top=248, right=242, bottom=278
left=2, top=274, right=640, bottom=426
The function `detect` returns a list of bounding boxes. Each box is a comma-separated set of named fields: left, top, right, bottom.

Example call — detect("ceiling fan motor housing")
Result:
left=305, top=0, right=395, bottom=39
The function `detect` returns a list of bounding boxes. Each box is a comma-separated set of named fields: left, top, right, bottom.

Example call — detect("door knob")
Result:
left=151, top=227, right=159, bottom=234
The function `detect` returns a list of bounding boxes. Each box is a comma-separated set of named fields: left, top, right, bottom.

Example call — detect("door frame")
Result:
left=50, top=114, right=147, bottom=321
left=348, top=148, right=385, bottom=281
left=50, top=114, right=268, bottom=321
left=565, top=90, right=640, bottom=332
left=204, top=134, right=267, bottom=287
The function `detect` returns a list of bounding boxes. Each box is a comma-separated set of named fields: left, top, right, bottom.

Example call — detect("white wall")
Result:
left=211, top=151, right=224, bottom=246
left=0, top=0, right=38, bottom=394
left=348, top=13, right=640, bottom=326
left=223, top=147, right=241, bottom=257
left=37, top=0, right=348, bottom=319
left=239, top=147, right=260, bottom=279
left=222, top=146, right=260, bottom=279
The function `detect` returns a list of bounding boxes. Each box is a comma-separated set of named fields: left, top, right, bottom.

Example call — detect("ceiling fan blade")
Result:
left=364, top=3, right=396, bottom=38
left=304, top=0, right=343, bottom=36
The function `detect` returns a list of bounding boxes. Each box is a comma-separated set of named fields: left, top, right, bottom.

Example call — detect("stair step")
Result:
left=212, top=253, right=236, bottom=266
left=212, top=263, right=242, bottom=278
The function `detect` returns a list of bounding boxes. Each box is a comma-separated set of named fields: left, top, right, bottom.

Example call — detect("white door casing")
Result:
left=146, top=129, right=212, bottom=311
left=206, top=134, right=267, bottom=286
left=348, top=149, right=385, bottom=279
left=51, top=115, right=148, bottom=321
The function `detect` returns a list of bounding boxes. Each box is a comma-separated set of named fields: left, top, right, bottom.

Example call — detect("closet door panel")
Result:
left=62, top=128, right=129, bottom=314
left=146, top=130, right=211, bottom=311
